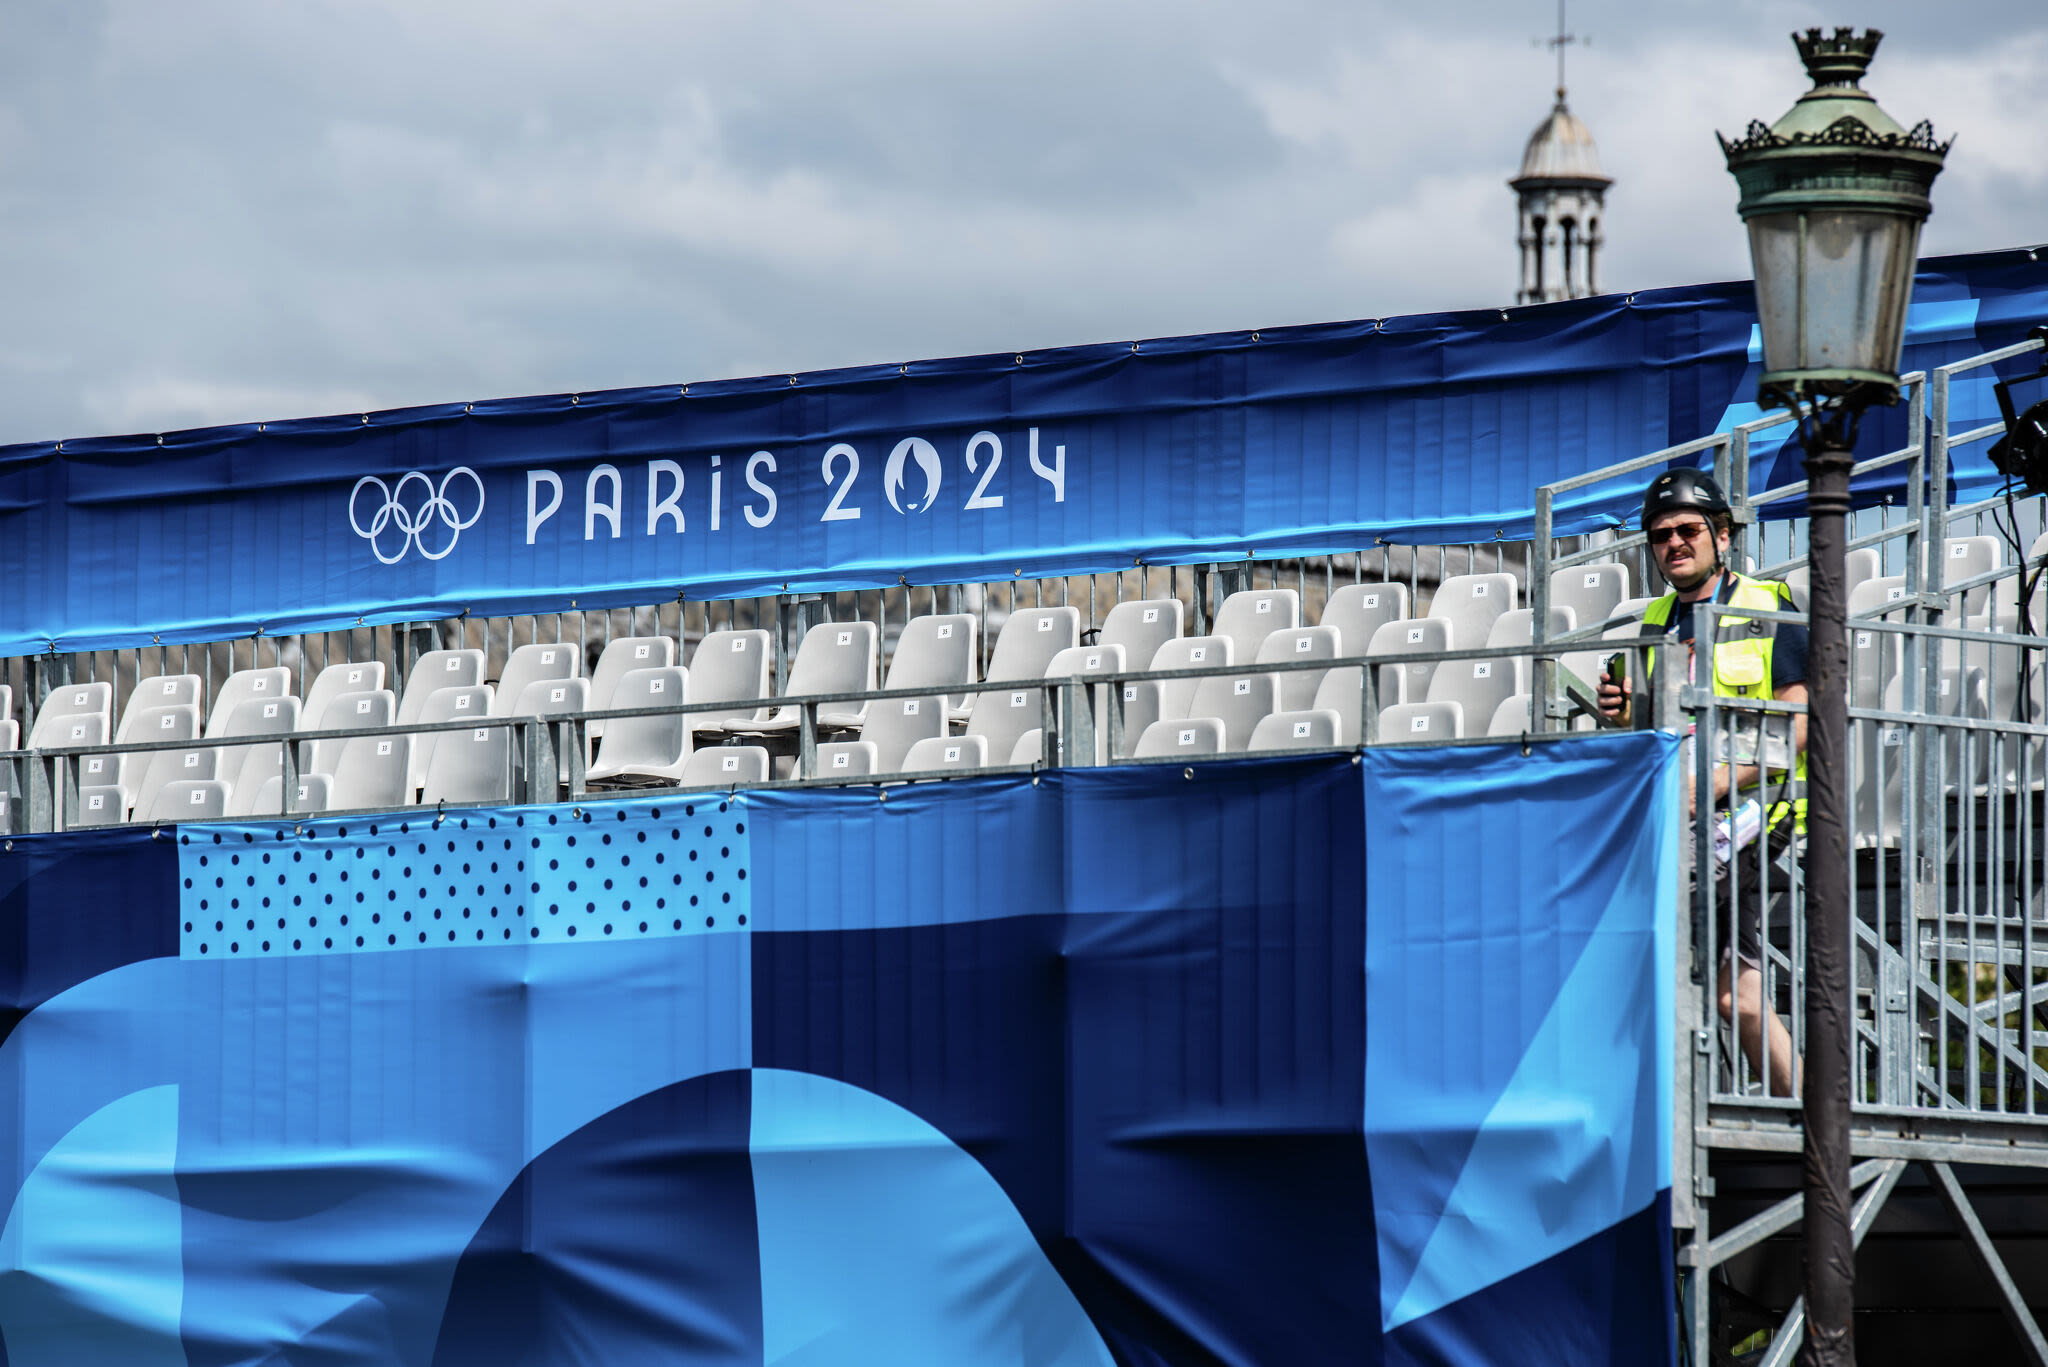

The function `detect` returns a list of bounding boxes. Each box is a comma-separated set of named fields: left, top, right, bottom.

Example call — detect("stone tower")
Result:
left=1512, top=90, right=1611, bottom=304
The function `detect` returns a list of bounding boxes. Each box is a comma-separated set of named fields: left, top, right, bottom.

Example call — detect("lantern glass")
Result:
left=1747, top=208, right=1923, bottom=384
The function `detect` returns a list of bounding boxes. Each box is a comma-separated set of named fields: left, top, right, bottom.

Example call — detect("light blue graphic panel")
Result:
left=750, top=1068, right=1114, bottom=1367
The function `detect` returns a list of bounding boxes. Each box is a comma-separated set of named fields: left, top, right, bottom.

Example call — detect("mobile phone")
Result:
left=1606, top=652, right=1627, bottom=685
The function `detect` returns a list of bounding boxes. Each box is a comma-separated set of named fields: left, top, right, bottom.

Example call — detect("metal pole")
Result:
left=1800, top=433, right=1855, bottom=1367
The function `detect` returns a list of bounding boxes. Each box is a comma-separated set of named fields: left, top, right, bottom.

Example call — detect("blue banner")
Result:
left=0, top=735, right=1676, bottom=1365
left=9, top=249, right=2036, bottom=656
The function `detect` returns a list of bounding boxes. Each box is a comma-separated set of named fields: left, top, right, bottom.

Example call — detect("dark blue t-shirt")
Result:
left=1664, top=574, right=1809, bottom=691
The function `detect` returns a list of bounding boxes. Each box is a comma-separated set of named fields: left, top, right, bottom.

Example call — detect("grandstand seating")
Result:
left=1096, top=598, right=1183, bottom=669
left=490, top=643, right=580, bottom=717
left=903, top=736, right=989, bottom=772
left=1134, top=717, right=1224, bottom=759
left=681, top=630, right=774, bottom=737
left=739, top=621, right=876, bottom=736
left=1256, top=627, right=1340, bottom=711
left=1248, top=709, right=1342, bottom=752
left=679, top=746, right=770, bottom=786
left=18, top=530, right=2048, bottom=830
left=587, top=637, right=675, bottom=739
left=1212, top=589, right=1299, bottom=665
left=206, top=668, right=291, bottom=737
left=1321, top=582, right=1408, bottom=655
left=584, top=667, right=689, bottom=785
left=816, top=741, right=878, bottom=776
left=407, top=684, right=494, bottom=793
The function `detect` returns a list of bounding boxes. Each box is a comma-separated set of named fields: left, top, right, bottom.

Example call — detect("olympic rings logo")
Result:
left=348, top=468, right=485, bottom=565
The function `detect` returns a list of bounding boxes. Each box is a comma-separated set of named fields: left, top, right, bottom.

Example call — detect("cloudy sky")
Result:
left=0, top=0, right=2040, bottom=447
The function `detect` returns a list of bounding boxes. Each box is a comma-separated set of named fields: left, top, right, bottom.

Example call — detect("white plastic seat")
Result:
left=1425, top=569, right=1523, bottom=651
left=987, top=607, right=1080, bottom=681
left=1380, top=701, right=1463, bottom=744
left=1256, top=626, right=1341, bottom=711
left=815, top=741, right=879, bottom=778
left=679, top=746, right=771, bottom=786
left=1367, top=617, right=1453, bottom=710
left=1115, top=636, right=1229, bottom=759
left=1097, top=598, right=1183, bottom=671
left=1426, top=573, right=1518, bottom=650
left=1134, top=717, right=1225, bottom=759
left=1849, top=577, right=1908, bottom=711
left=821, top=614, right=976, bottom=729
left=329, top=733, right=414, bottom=810
left=1781, top=548, right=1878, bottom=608
left=400, top=650, right=488, bottom=723
left=407, top=684, right=495, bottom=794
left=303, top=661, right=386, bottom=731
left=78, top=748, right=124, bottom=809
left=136, top=745, right=220, bottom=822
left=1212, top=589, right=1299, bottom=667
left=117, top=703, right=203, bottom=806
left=490, top=643, right=581, bottom=717
left=1488, top=694, right=1535, bottom=736
left=849, top=695, right=946, bottom=774
left=215, top=694, right=303, bottom=800
left=27, top=682, right=112, bottom=749
left=1033, top=644, right=1125, bottom=764
left=1603, top=598, right=1657, bottom=637
left=963, top=683, right=1048, bottom=771
left=683, top=629, right=775, bottom=735
left=902, top=736, right=989, bottom=773
left=513, top=676, right=589, bottom=717
left=1115, top=679, right=1161, bottom=760
left=204, top=667, right=292, bottom=737
left=1320, top=583, right=1409, bottom=656
left=1187, top=672, right=1277, bottom=751
left=742, top=622, right=877, bottom=735
left=146, top=779, right=230, bottom=822
left=1147, top=635, right=1232, bottom=722
left=76, top=786, right=126, bottom=827
left=1009, top=729, right=1044, bottom=765
left=1248, top=709, right=1344, bottom=752
left=305, top=688, right=396, bottom=776
left=0, top=718, right=17, bottom=752
left=1548, top=564, right=1630, bottom=632
left=1943, top=535, right=2003, bottom=619
left=246, top=773, right=334, bottom=817
left=118, top=675, right=202, bottom=740
left=585, top=667, right=690, bottom=784
left=396, top=650, right=486, bottom=728
left=1313, top=668, right=1363, bottom=745
left=1425, top=606, right=1574, bottom=737
left=587, top=637, right=675, bottom=739
left=420, top=723, right=512, bottom=806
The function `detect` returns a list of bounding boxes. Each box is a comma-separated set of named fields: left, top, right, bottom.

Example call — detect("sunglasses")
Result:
left=1647, top=521, right=1712, bottom=547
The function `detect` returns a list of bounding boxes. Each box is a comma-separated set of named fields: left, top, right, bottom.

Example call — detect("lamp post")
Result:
left=1721, top=28, right=1946, bottom=1367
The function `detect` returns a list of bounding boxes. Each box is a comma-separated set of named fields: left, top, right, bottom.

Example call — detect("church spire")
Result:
left=1513, top=1, right=1612, bottom=304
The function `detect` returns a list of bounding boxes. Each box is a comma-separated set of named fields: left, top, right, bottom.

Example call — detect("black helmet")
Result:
left=1640, top=468, right=1731, bottom=529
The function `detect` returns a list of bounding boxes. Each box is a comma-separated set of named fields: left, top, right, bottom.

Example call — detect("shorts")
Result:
left=1697, top=821, right=1798, bottom=971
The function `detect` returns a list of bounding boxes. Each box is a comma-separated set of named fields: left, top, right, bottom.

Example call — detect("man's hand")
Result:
left=1597, top=667, right=1632, bottom=725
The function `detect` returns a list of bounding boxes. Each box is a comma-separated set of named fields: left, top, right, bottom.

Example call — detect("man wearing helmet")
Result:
left=1597, top=469, right=1809, bottom=1097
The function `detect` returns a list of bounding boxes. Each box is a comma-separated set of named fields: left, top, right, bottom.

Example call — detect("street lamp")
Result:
left=1721, top=27, right=1947, bottom=1367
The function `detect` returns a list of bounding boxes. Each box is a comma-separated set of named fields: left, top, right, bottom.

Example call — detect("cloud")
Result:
left=0, top=0, right=2040, bottom=447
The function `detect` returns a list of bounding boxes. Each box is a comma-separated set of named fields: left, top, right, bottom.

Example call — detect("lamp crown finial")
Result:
left=1794, top=26, right=1883, bottom=90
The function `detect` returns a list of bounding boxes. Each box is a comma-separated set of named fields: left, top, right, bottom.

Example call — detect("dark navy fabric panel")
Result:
left=753, top=759, right=1376, bottom=1367
left=2, top=249, right=2038, bottom=652
left=747, top=772, right=1063, bottom=934
left=0, top=827, right=178, bottom=1052
left=430, top=1070, right=762, bottom=1367
left=1060, top=759, right=1373, bottom=1367
left=1383, top=1193, right=1674, bottom=1367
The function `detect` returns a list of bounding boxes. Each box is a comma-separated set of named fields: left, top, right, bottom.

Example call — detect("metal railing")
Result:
left=0, top=639, right=1647, bottom=835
